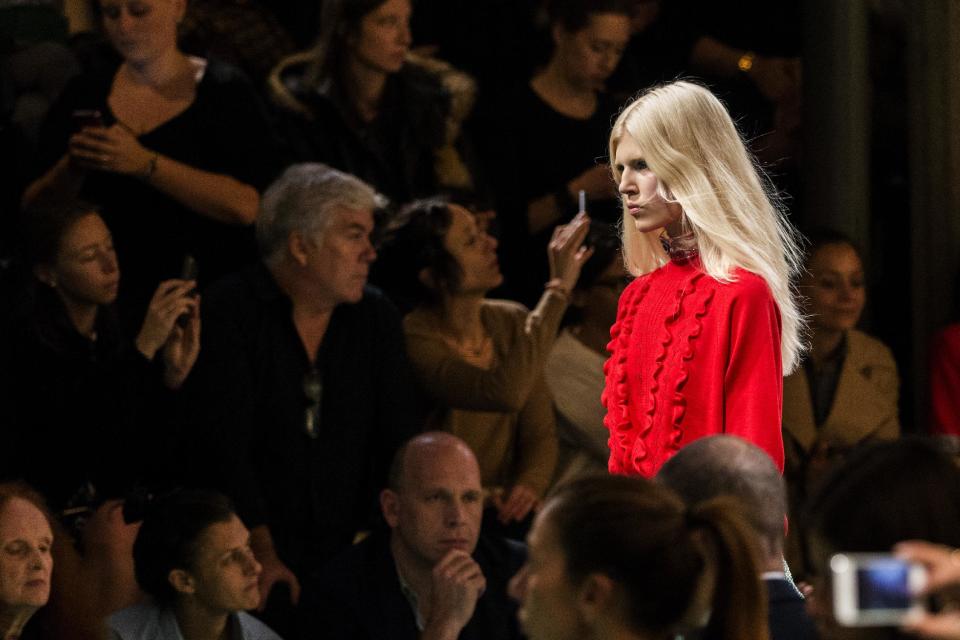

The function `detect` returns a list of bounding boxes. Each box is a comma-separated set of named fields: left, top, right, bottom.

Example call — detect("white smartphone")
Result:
left=830, top=553, right=927, bottom=627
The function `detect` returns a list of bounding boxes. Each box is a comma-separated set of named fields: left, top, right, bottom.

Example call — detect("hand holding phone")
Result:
left=72, top=109, right=104, bottom=131
left=830, top=553, right=927, bottom=627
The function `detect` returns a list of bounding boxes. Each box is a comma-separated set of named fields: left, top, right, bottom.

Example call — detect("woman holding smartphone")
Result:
left=4, top=200, right=199, bottom=638
left=24, top=0, right=283, bottom=316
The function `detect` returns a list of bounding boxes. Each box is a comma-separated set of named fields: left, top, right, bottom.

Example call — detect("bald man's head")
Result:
left=382, top=433, right=483, bottom=568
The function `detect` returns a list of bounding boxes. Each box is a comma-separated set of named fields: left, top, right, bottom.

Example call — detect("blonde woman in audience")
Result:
left=0, top=483, right=53, bottom=640
left=373, top=198, right=591, bottom=532
left=509, top=474, right=769, bottom=640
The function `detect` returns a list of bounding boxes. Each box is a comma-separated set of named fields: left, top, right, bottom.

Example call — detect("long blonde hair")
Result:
left=609, top=80, right=804, bottom=373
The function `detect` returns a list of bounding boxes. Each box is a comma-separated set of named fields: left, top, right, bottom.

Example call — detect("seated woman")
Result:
left=108, top=490, right=281, bottom=640
left=545, top=225, right=624, bottom=483
left=476, top=0, right=631, bottom=304
left=24, top=0, right=283, bottom=316
left=804, top=438, right=960, bottom=640
left=373, top=199, right=590, bottom=531
left=0, top=482, right=54, bottom=640
left=509, top=474, right=768, bottom=640
left=782, top=228, right=900, bottom=579
left=268, top=0, right=477, bottom=206
left=4, top=200, right=199, bottom=633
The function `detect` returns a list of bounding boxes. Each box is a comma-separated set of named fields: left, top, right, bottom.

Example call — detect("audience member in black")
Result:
left=477, top=0, right=630, bottom=305
left=23, top=0, right=284, bottom=319
left=804, top=438, right=960, bottom=640
left=268, top=0, right=477, bottom=206
left=658, top=435, right=818, bottom=640
left=0, top=482, right=54, bottom=640
left=300, top=432, right=523, bottom=640
left=185, top=164, right=421, bottom=630
left=108, top=490, right=282, bottom=640
left=5, top=200, right=199, bottom=504
left=3, top=200, right=199, bottom=638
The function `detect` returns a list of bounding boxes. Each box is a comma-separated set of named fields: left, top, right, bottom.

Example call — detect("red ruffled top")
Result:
left=601, top=256, right=785, bottom=477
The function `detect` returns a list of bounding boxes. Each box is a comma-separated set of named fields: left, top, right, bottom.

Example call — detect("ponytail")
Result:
left=687, top=496, right=769, bottom=640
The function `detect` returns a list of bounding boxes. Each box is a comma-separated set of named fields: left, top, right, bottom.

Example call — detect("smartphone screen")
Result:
left=831, top=553, right=926, bottom=626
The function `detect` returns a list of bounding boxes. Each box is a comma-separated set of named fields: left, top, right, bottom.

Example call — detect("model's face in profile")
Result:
left=803, top=243, right=865, bottom=334
left=350, top=0, right=412, bottom=75
left=0, top=498, right=53, bottom=611
left=614, top=134, right=682, bottom=236
left=509, top=508, right=585, bottom=640
left=554, top=13, right=631, bottom=91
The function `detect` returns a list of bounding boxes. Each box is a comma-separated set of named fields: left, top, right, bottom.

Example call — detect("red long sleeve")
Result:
left=602, top=257, right=784, bottom=477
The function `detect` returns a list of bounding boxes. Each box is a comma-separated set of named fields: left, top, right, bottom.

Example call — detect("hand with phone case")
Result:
left=134, top=278, right=201, bottom=389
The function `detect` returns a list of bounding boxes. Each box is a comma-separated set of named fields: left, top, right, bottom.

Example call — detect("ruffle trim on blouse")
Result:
left=602, top=269, right=716, bottom=475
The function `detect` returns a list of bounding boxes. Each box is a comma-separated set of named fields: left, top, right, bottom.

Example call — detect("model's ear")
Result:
left=288, top=231, right=310, bottom=267
left=380, top=489, right=401, bottom=528
left=576, top=572, right=616, bottom=624
left=168, top=568, right=196, bottom=596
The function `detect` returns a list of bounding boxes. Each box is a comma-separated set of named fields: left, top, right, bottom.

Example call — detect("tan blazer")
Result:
left=782, top=329, right=900, bottom=577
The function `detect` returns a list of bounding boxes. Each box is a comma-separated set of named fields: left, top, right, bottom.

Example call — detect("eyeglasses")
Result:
left=302, top=369, right=322, bottom=439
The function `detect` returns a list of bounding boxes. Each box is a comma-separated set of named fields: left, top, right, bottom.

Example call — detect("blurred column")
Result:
left=802, top=0, right=871, bottom=247
left=907, top=0, right=960, bottom=430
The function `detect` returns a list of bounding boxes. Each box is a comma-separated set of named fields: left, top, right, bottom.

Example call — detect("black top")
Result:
left=275, top=62, right=449, bottom=206
left=0, top=286, right=170, bottom=510
left=300, top=529, right=525, bottom=640
left=35, top=58, right=286, bottom=316
left=183, top=263, right=423, bottom=577
left=477, top=83, right=620, bottom=305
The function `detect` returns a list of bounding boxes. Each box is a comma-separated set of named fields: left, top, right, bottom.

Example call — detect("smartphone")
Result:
left=72, top=109, right=104, bottom=130
left=176, top=255, right=199, bottom=327
left=830, top=553, right=927, bottom=627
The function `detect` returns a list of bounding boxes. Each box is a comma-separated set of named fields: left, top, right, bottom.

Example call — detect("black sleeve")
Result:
left=197, top=60, right=290, bottom=190
left=177, top=282, right=267, bottom=526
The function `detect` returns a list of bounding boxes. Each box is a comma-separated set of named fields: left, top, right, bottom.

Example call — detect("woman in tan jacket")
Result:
left=783, top=228, right=900, bottom=578
left=373, top=198, right=591, bottom=533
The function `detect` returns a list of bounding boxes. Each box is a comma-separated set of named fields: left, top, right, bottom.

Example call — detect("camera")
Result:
left=830, top=553, right=927, bottom=626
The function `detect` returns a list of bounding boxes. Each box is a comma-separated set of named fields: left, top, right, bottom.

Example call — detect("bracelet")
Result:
left=139, top=152, right=159, bottom=181
left=545, top=278, right=571, bottom=300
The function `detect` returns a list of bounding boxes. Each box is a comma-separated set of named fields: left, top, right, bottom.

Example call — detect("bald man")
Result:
left=300, top=433, right=524, bottom=640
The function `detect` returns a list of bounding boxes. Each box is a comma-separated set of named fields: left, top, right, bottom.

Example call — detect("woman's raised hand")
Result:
left=68, top=124, right=154, bottom=177
left=548, top=211, right=593, bottom=295
left=135, top=279, right=198, bottom=361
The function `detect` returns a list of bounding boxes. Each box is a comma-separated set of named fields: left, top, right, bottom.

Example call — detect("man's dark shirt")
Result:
left=300, top=529, right=525, bottom=640
left=184, top=263, right=422, bottom=577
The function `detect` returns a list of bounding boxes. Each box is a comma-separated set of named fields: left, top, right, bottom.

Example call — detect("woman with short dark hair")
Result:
left=374, top=199, right=590, bottom=531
